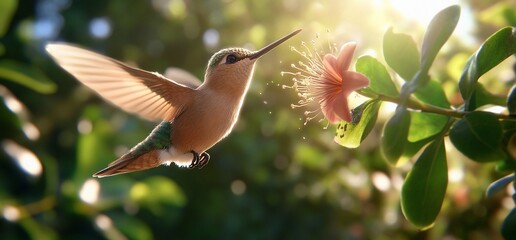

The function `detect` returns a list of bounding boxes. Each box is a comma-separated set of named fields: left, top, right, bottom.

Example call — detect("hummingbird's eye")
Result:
left=225, top=54, right=238, bottom=64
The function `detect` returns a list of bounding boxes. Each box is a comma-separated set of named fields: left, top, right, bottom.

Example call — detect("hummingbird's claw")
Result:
left=189, top=151, right=210, bottom=169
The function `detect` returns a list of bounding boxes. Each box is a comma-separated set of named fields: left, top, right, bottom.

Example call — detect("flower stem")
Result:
left=357, top=90, right=516, bottom=120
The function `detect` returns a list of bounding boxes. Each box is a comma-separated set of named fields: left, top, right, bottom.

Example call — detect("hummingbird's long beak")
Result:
left=248, top=29, right=302, bottom=60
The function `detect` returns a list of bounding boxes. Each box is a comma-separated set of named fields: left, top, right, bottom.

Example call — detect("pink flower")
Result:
left=284, top=42, right=369, bottom=124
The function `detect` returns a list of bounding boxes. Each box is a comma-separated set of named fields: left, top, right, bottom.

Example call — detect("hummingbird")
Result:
left=46, top=29, right=301, bottom=177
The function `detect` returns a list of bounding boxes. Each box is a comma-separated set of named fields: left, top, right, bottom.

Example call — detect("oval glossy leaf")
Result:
left=0, top=60, right=57, bottom=94
left=356, top=56, right=399, bottom=98
left=420, top=5, right=460, bottom=73
left=449, top=111, right=505, bottom=162
left=408, top=112, right=449, bottom=142
left=459, top=27, right=516, bottom=108
left=502, top=208, right=516, bottom=240
left=383, top=28, right=420, bottom=81
left=414, top=79, right=450, bottom=108
left=486, top=173, right=514, bottom=198
left=381, top=107, right=411, bottom=165
left=508, top=85, right=516, bottom=115
left=335, top=99, right=382, bottom=148
left=470, top=83, right=507, bottom=108
left=401, top=137, right=447, bottom=229
left=0, top=0, right=17, bottom=37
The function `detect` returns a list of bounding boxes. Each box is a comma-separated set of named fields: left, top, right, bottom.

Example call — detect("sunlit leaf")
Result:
left=408, top=112, right=449, bottom=142
left=335, top=99, right=381, bottom=148
left=486, top=173, right=514, bottom=198
left=459, top=27, right=516, bottom=110
left=449, top=111, right=505, bottom=162
left=508, top=85, right=516, bottom=115
left=112, top=214, right=153, bottom=240
left=0, top=0, right=17, bottom=37
left=413, top=79, right=450, bottom=108
left=402, top=137, right=434, bottom=162
left=294, top=143, right=328, bottom=170
left=401, top=137, right=447, bottom=229
left=420, top=5, right=460, bottom=73
left=381, top=107, right=411, bottom=165
left=356, top=56, right=399, bottom=98
left=130, top=176, right=186, bottom=214
left=18, top=216, right=58, bottom=240
left=502, top=208, right=516, bottom=240
left=0, top=60, right=57, bottom=94
left=75, top=106, right=116, bottom=183
left=479, top=2, right=516, bottom=28
left=383, top=28, right=420, bottom=81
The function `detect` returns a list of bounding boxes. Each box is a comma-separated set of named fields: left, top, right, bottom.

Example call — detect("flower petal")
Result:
left=337, top=42, right=357, bottom=73
left=323, top=54, right=342, bottom=83
left=332, top=92, right=352, bottom=122
left=341, top=71, right=370, bottom=95
left=320, top=96, right=340, bottom=124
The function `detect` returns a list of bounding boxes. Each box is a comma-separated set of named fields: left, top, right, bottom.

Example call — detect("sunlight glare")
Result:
left=2, top=140, right=43, bottom=177
left=372, top=171, right=391, bottom=192
left=388, top=0, right=458, bottom=26
left=387, top=0, right=475, bottom=46
left=95, top=214, right=113, bottom=230
left=2, top=205, right=21, bottom=222
left=79, top=179, right=100, bottom=204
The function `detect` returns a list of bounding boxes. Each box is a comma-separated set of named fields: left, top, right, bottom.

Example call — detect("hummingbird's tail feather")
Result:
left=93, top=150, right=161, bottom=178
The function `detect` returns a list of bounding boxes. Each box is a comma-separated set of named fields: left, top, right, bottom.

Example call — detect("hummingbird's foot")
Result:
left=189, top=151, right=210, bottom=169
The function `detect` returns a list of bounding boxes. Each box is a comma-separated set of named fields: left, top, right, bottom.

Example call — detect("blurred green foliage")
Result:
left=1, top=0, right=515, bottom=239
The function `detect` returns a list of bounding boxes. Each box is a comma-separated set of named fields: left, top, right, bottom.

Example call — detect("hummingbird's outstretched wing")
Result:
left=164, top=67, right=202, bottom=89
left=46, top=43, right=195, bottom=121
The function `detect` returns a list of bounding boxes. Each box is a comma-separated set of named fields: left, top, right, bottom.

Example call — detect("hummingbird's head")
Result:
left=203, top=29, right=302, bottom=94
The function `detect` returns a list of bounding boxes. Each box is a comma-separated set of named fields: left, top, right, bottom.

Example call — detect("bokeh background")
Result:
left=1, top=0, right=515, bottom=239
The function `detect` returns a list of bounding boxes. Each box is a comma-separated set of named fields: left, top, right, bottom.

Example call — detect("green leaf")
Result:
left=383, top=28, right=420, bottom=81
left=381, top=107, right=411, bottom=165
left=502, top=208, right=516, bottom=240
left=130, top=176, right=186, bottom=214
left=420, top=5, right=460, bottom=73
left=459, top=27, right=516, bottom=110
left=486, top=173, right=514, bottom=198
left=413, top=79, right=450, bottom=108
left=335, top=99, right=382, bottom=148
left=449, top=111, right=505, bottom=162
left=112, top=214, right=153, bottom=240
left=508, top=85, right=516, bottom=114
left=294, top=143, right=328, bottom=170
left=0, top=60, right=57, bottom=94
left=408, top=112, right=449, bottom=142
left=356, top=56, right=399, bottom=98
left=469, top=83, right=507, bottom=108
left=0, top=0, right=17, bottom=37
left=401, top=137, right=447, bottom=229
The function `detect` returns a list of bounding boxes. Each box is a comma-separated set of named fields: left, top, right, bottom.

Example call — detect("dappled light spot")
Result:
left=384, top=208, right=399, bottom=226
left=372, top=171, right=391, bottom=192
left=2, top=140, right=43, bottom=177
left=203, top=28, right=219, bottom=49
left=230, top=179, right=246, bottom=195
left=77, top=119, right=93, bottom=134
left=89, top=17, right=111, bottom=39
left=22, top=122, right=40, bottom=140
left=95, top=214, right=113, bottom=230
left=79, top=179, right=100, bottom=204
left=448, top=167, right=464, bottom=183
left=2, top=205, right=21, bottom=222
left=4, top=93, right=24, bottom=114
